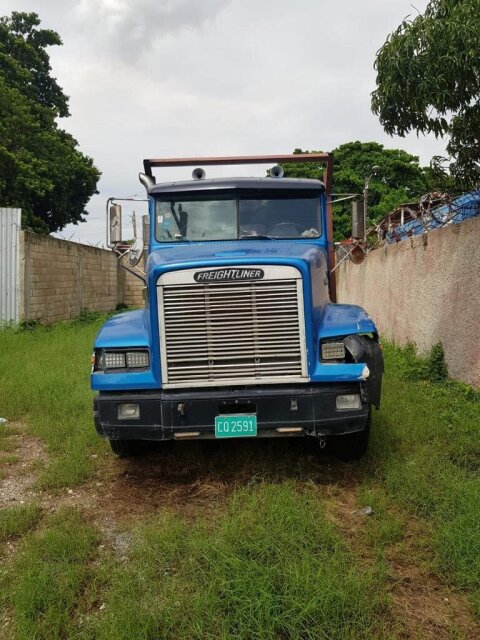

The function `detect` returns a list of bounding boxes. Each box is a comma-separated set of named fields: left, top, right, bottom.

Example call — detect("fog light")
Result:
left=336, top=394, right=361, bottom=410
left=118, top=403, right=140, bottom=419
left=321, top=342, right=345, bottom=360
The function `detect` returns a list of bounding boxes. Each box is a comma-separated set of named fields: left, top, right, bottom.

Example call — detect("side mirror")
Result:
left=109, top=204, right=122, bottom=244
left=128, top=238, right=144, bottom=267
left=351, top=200, right=365, bottom=240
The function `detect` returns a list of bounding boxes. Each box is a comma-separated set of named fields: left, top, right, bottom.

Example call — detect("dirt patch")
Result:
left=325, top=482, right=480, bottom=640
left=392, top=560, right=479, bottom=639
left=0, top=423, right=47, bottom=508
left=47, top=438, right=338, bottom=526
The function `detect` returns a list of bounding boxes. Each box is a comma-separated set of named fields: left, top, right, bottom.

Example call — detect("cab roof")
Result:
left=148, top=176, right=325, bottom=195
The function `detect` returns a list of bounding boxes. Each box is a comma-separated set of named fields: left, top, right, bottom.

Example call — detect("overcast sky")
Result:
left=4, top=0, right=447, bottom=245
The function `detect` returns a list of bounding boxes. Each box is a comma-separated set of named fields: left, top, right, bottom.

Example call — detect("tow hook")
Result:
left=318, top=436, right=327, bottom=449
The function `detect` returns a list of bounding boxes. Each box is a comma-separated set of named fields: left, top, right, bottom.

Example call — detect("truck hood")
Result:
left=147, top=240, right=329, bottom=274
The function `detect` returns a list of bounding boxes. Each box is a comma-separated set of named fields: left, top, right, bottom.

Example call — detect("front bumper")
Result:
left=94, top=383, right=369, bottom=441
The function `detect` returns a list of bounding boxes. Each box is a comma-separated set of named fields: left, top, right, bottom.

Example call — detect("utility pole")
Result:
left=363, top=166, right=380, bottom=242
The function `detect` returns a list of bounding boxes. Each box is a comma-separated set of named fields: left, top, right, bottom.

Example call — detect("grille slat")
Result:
left=158, top=266, right=308, bottom=388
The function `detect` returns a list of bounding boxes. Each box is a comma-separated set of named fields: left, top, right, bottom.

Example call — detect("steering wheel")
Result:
left=269, top=222, right=305, bottom=237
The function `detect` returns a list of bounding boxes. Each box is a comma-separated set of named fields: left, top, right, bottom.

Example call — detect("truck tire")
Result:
left=331, top=409, right=371, bottom=462
left=108, top=439, right=149, bottom=458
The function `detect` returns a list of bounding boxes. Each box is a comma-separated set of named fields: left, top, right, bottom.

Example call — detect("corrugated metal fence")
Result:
left=0, top=208, right=21, bottom=323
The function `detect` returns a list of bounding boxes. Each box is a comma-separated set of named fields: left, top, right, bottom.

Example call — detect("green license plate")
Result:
left=215, top=415, right=257, bottom=438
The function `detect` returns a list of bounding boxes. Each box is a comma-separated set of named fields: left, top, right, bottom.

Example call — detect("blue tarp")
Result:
left=386, top=190, right=480, bottom=243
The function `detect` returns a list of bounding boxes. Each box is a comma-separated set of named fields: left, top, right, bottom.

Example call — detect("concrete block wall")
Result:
left=119, top=256, right=146, bottom=308
left=20, top=232, right=144, bottom=324
left=337, top=216, right=480, bottom=388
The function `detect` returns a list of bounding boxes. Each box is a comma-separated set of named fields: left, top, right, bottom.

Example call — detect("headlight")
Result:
left=97, top=350, right=150, bottom=371
left=126, top=351, right=149, bottom=368
left=104, top=352, right=126, bottom=369
left=321, top=341, right=346, bottom=361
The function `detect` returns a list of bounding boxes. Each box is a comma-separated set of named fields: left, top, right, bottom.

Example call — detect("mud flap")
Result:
left=343, top=335, right=384, bottom=408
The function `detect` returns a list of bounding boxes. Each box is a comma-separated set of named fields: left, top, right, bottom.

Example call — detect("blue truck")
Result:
left=91, top=153, right=383, bottom=460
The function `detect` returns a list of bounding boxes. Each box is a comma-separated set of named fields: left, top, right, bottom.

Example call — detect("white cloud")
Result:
left=73, top=0, right=229, bottom=60
left=2, top=0, right=447, bottom=245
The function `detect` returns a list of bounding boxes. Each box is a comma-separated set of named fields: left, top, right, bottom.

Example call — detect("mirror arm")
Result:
left=113, top=246, right=147, bottom=283
left=330, top=247, right=354, bottom=273
left=117, top=262, right=147, bottom=284
left=330, top=241, right=367, bottom=274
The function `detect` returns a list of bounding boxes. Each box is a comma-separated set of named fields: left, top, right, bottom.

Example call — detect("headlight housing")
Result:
left=94, top=349, right=150, bottom=372
left=320, top=340, right=346, bottom=361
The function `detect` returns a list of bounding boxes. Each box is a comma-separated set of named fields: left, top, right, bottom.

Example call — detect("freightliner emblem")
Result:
left=193, top=268, right=265, bottom=283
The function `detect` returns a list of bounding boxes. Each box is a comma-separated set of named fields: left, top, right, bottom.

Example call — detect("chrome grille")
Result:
left=158, top=265, right=308, bottom=388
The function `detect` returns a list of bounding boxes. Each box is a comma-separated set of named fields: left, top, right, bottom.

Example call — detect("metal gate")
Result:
left=0, top=208, right=21, bottom=324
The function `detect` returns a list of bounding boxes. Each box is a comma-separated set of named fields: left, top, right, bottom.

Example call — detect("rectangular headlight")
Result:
left=126, top=351, right=149, bottom=369
left=336, top=394, right=361, bottom=410
left=321, top=342, right=346, bottom=360
left=104, top=352, right=126, bottom=369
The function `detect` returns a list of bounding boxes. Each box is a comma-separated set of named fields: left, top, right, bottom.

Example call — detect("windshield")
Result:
left=155, top=191, right=321, bottom=242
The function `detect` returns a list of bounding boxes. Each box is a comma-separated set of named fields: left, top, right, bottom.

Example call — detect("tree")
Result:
left=282, top=143, right=436, bottom=239
left=371, top=0, right=480, bottom=188
left=0, top=12, right=100, bottom=233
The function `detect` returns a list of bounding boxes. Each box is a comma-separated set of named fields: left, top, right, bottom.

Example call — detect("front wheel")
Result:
left=331, top=409, right=371, bottom=461
left=108, top=439, right=150, bottom=458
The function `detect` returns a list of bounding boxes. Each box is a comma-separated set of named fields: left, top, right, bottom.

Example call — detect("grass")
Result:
left=367, top=343, right=480, bottom=614
left=8, top=508, right=98, bottom=640
left=0, top=503, right=43, bottom=543
left=0, top=317, right=107, bottom=488
left=1, top=317, right=479, bottom=636
left=81, top=483, right=387, bottom=640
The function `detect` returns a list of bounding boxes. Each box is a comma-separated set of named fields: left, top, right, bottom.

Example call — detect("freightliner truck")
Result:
left=92, top=153, right=383, bottom=460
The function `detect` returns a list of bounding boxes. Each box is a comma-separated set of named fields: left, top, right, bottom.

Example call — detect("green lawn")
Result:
left=0, top=317, right=479, bottom=638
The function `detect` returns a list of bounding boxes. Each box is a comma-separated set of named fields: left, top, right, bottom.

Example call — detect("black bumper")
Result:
left=94, top=383, right=370, bottom=441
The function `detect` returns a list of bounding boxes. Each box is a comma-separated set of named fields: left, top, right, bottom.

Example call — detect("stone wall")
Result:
left=337, top=216, right=480, bottom=388
left=19, top=232, right=144, bottom=323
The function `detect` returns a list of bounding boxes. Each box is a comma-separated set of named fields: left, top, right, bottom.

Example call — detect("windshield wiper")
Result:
left=239, top=234, right=277, bottom=240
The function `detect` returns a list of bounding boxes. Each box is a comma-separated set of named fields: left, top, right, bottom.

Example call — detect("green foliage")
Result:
left=74, top=308, right=103, bottom=325
left=427, top=343, right=449, bottom=382
left=372, top=0, right=480, bottom=188
left=0, top=12, right=100, bottom=233
left=282, top=143, right=441, bottom=239
left=383, top=341, right=449, bottom=383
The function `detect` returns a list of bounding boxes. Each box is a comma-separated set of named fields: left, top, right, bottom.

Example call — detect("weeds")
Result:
left=370, top=342, right=480, bottom=615
left=384, top=340, right=449, bottom=382
left=0, top=504, right=42, bottom=542
left=9, top=509, right=98, bottom=640
left=83, top=483, right=387, bottom=640
left=74, top=309, right=103, bottom=325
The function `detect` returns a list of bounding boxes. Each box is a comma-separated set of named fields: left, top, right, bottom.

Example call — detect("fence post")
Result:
left=0, top=208, right=21, bottom=323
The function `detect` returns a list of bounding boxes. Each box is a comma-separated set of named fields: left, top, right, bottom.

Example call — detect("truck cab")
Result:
left=92, top=154, right=383, bottom=460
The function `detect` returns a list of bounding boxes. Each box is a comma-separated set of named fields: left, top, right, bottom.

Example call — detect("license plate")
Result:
left=215, top=415, right=257, bottom=438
